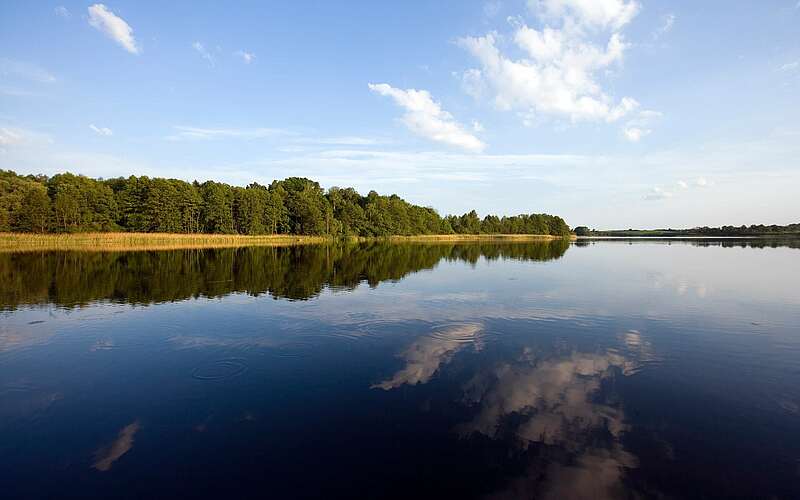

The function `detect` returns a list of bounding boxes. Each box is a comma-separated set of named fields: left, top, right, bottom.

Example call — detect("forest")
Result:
left=0, top=170, right=571, bottom=237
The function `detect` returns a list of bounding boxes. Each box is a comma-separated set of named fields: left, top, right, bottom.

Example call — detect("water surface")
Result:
left=1, top=240, right=799, bottom=499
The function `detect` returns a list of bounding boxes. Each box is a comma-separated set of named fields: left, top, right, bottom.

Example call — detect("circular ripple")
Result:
left=428, top=322, right=483, bottom=344
left=192, top=358, right=248, bottom=381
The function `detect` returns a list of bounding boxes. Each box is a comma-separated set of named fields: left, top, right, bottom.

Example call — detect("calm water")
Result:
left=1, top=240, right=799, bottom=499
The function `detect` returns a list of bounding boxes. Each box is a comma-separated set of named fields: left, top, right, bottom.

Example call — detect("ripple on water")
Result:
left=267, top=341, right=315, bottom=358
left=427, top=322, right=483, bottom=344
left=191, top=358, right=248, bottom=381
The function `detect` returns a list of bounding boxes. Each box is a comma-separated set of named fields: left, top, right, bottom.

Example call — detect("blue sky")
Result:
left=1, top=1, right=799, bottom=228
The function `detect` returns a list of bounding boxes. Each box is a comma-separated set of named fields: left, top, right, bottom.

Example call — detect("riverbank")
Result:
left=0, top=232, right=573, bottom=252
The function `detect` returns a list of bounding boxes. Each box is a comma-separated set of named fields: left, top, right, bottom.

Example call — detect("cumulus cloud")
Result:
left=88, top=4, right=139, bottom=54
left=460, top=68, right=485, bottom=100
left=368, top=83, right=486, bottom=152
left=530, top=0, right=640, bottom=31
left=192, top=42, right=215, bottom=67
left=623, top=127, right=647, bottom=142
left=89, top=124, right=113, bottom=136
left=458, top=2, right=645, bottom=127
left=623, top=109, right=662, bottom=142
left=235, top=50, right=255, bottom=64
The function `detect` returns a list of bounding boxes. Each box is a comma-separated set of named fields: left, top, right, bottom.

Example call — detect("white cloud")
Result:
left=54, top=6, right=70, bottom=19
left=646, top=177, right=712, bottom=200
left=0, top=127, right=27, bottom=146
left=192, top=42, right=215, bottom=67
left=623, top=127, right=647, bottom=142
left=779, top=61, right=799, bottom=72
left=235, top=50, right=255, bottom=64
left=0, top=87, right=40, bottom=97
left=460, top=68, right=485, bottom=100
left=0, top=58, right=56, bottom=83
left=652, top=13, right=675, bottom=40
left=458, top=4, right=645, bottom=126
left=530, top=0, right=640, bottom=30
left=88, top=4, right=139, bottom=54
left=622, top=109, right=662, bottom=142
left=167, top=125, right=285, bottom=141
left=0, top=126, right=52, bottom=150
left=368, top=83, right=486, bottom=152
left=472, top=120, right=485, bottom=132
left=89, top=124, right=113, bottom=136
left=297, top=136, right=382, bottom=146
left=644, top=186, right=673, bottom=201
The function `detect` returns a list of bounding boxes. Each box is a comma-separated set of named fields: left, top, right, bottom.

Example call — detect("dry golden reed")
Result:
left=0, top=232, right=569, bottom=253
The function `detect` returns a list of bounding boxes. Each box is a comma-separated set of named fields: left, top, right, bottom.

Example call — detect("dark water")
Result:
left=1, top=240, right=799, bottom=499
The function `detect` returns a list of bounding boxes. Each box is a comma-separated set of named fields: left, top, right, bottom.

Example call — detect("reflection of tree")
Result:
left=458, top=350, right=641, bottom=500
left=0, top=240, right=569, bottom=309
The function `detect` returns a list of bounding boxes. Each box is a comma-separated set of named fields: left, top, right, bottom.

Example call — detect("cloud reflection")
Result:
left=372, top=323, right=482, bottom=390
left=93, top=420, right=141, bottom=471
left=459, top=349, right=642, bottom=499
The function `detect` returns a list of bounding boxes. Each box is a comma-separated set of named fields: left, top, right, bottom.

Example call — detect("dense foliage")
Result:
left=0, top=170, right=571, bottom=237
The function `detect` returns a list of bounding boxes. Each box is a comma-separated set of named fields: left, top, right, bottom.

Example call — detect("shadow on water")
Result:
left=0, top=240, right=570, bottom=309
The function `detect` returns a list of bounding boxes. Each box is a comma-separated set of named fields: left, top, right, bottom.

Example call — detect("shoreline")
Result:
left=576, top=235, right=800, bottom=240
left=0, top=232, right=573, bottom=253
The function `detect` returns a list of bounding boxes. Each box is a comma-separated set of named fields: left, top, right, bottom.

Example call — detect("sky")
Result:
left=1, top=1, right=799, bottom=229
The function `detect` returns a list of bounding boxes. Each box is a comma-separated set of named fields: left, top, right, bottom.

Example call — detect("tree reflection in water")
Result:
left=0, top=240, right=570, bottom=309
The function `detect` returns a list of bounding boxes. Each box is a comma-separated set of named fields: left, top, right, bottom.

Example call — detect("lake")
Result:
left=1, top=239, right=799, bottom=499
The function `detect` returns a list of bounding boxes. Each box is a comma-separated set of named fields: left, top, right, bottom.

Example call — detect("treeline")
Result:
left=692, top=224, right=800, bottom=236
left=0, top=170, right=571, bottom=237
left=575, top=224, right=800, bottom=237
left=0, top=241, right=570, bottom=309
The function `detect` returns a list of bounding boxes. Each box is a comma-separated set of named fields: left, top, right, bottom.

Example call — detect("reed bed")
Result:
left=0, top=232, right=572, bottom=253
left=371, top=234, right=571, bottom=242
left=0, top=233, right=328, bottom=253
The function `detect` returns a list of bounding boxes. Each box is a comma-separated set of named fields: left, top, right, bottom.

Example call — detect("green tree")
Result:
left=200, top=181, right=235, bottom=233
left=17, top=185, right=50, bottom=233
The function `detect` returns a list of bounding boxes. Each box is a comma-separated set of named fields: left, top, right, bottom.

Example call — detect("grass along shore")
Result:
left=0, top=232, right=572, bottom=252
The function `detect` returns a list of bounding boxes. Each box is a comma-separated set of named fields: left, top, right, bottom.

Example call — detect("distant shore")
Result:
left=0, top=232, right=573, bottom=253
